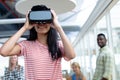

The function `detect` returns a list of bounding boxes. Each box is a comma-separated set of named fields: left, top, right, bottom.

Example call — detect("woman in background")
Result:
left=71, top=62, right=86, bottom=80
left=3, top=56, right=24, bottom=80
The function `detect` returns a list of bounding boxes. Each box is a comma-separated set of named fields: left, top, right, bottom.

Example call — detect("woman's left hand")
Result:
left=50, top=9, right=62, bottom=31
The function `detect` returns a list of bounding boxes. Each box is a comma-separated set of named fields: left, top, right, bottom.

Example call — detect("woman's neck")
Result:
left=9, top=64, right=17, bottom=71
left=37, top=34, right=47, bottom=45
left=76, top=72, right=80, bottom=76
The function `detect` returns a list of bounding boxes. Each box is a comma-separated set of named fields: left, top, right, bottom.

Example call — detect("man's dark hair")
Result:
left=27, top=5, right=62, bottom=60
left=97, top=33, right=106, bottom=39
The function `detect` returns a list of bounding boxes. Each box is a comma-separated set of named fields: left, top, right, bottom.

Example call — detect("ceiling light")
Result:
left=15, top=0, right=76, bottom=15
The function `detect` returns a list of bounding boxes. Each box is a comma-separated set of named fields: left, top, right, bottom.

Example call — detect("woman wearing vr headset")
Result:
left=0, top=5, right=76, bottom=80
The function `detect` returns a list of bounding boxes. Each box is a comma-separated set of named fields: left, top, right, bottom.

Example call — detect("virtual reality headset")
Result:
left=28, top=10, right=53, bottom=24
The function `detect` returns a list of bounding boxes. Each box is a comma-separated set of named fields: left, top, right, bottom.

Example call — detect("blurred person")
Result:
left=92, top=33, right=114, bottom=80
left=0, top=4, right=75, bottom=80
left=71, top=62, right=86, bottom=80
left=2, top=55, right=24, bottom=80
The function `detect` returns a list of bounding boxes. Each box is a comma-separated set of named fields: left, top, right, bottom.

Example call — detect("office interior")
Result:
left=0, top=0, right=120, bottom=80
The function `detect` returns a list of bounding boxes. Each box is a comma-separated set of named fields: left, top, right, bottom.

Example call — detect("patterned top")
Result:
left=18, top=40, right=67, bottom=80
left=2, top=66, right=24, bottom=80
left=92, top=46, right=114, bottom=80
left=71, top=73, right=82, bottom=80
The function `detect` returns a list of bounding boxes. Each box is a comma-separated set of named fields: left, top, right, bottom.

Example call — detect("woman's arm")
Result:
left=51, top=10, right=76, bottom=60
left=82, top=76, right=86, bottom=80
left=0, top=14, right=33, bottom=56
left=81, top=72, right=86, bottom=80
left=0, top=26, right=26, bottom=56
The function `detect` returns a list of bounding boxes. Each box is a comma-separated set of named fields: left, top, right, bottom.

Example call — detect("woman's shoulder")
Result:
left=18, top=40, right=36, bottom=45
left=4, top=67, right=9, bottom=71
left=16, top=65, right=24, bottom=70
left=19, top=40, right=32, bottom=43
left=71, top=73, right=76, bottom=77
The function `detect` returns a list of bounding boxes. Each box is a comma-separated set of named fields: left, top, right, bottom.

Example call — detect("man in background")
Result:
left=93, top=33, right=114, bottom=80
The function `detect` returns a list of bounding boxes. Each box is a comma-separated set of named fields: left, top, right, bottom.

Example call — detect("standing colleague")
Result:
left=92, top=33, right=114, bottom=80
left=0, top=5, right=75, bottom=80
left=2, top=55, right=24, bottom=80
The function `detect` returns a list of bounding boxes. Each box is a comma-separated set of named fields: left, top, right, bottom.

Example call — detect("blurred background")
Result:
left=0, top=0, right=120, bottom=80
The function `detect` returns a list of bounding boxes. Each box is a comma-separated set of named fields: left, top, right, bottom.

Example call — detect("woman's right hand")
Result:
left=23, top=11, right=34, bottom=30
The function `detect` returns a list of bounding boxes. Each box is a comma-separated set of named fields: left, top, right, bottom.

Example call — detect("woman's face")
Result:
left=72, top=65, right=80, bottom=73
left=10, top=56, right=18, bottom=65
left=33, top=23, right=51, bottom=34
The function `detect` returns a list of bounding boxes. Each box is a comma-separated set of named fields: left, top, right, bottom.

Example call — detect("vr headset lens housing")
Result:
left=29, top=10, right=53, bottom=24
